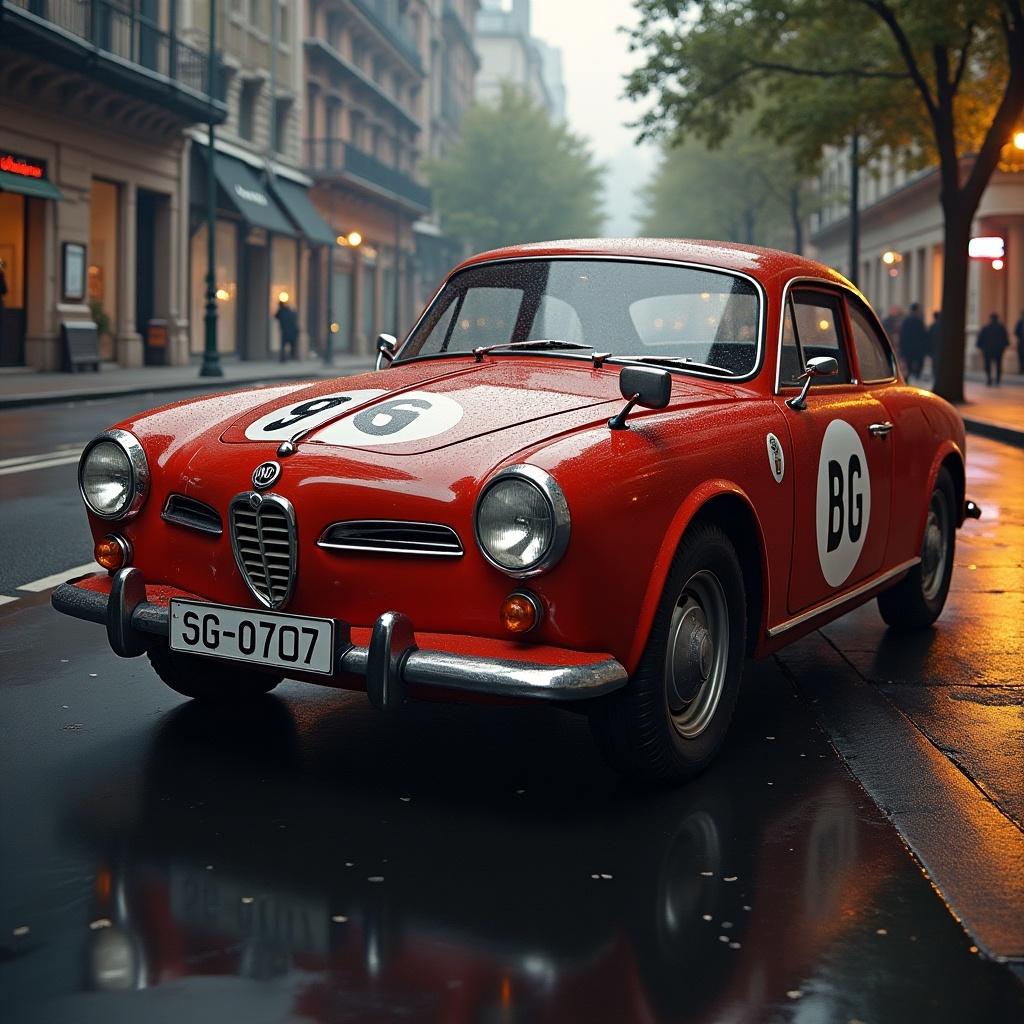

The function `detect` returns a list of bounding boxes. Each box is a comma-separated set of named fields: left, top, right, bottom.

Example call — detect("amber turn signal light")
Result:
left=95, top=534, right=130, bottom=571
left=500, top=591, right=542, bottom=635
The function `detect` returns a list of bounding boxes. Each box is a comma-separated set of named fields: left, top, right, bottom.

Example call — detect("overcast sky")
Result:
left=531, top=0, right=658, bottom=236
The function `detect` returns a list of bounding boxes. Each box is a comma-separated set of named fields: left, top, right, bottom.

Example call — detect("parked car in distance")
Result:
left=54, top=239, right=980, bottom=783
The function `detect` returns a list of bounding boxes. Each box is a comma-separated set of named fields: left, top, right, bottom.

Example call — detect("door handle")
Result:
left=868, top=421, right=893, bottom=438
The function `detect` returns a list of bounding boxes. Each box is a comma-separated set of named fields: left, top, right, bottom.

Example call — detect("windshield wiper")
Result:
left=615, top=355, right=735, bottom=377
left=472, top=339, right=593, bottom=362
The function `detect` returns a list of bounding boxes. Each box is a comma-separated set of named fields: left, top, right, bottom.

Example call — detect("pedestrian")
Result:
left=926, top=310, right=941, bottom=379
left=275, top=298, right=299, bottom=363
left=881, top=305, right=904, bottom=365
left=899, top=302, right=927, bottom=382
left=1015, top=310, right=1024, bottom=375
left=976, top=312, right=1010, bottom=386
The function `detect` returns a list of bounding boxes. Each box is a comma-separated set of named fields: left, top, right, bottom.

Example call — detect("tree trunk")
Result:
left=789, top=185, right=803, bottom=255
left=933, top=205, right=972, bottom=404
left=743, top=206, right=756, bottom=245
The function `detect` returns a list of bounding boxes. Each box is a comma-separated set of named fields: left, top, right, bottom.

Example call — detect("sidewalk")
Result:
left=955, top=372, right=1024, bottom=448
left=0, top=356, right=373, bottom=410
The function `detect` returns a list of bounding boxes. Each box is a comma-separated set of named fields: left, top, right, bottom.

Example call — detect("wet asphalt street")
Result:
left=1, top=388, right=1022, bottom=1022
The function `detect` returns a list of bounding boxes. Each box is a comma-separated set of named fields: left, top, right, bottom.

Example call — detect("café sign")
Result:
left=1, top=153, right=45, bottom=179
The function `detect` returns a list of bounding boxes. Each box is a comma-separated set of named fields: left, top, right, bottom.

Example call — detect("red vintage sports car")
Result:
left=54, top=239, right=980, bottom=783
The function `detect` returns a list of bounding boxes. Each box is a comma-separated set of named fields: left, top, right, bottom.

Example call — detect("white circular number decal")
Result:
left=244, top=390, right=386, bottom=441
left=815, top=419, right=871, bottom=588
left=315, top=391, right=464, bottom=447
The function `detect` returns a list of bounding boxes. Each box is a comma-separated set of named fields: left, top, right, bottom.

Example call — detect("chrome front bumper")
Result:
left=52, top=568, right=628, bottom=708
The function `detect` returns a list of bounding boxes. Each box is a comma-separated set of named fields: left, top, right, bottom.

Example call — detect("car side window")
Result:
left=848, top=299, right=896, bottom=382
left=790, top=290, right=852, bottom=383
left=779, top=299, right=804, bottom=386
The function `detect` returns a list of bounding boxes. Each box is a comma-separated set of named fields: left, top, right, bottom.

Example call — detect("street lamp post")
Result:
left=848, top=133, right=860, bottom=287
left=199, top=0, right=223, bottom=378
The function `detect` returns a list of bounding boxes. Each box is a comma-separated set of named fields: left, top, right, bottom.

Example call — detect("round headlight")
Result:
left=79, top=431, right=149, bottom=520
left=475, top=466, right=570, bottom=576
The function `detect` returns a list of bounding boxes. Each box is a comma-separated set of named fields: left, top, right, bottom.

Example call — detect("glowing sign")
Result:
left=0, top=153, right=44, bottom=179
left=969, top=236, right=1005, bottom=259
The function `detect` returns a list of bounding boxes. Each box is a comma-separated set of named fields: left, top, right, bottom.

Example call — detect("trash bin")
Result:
left=145, top=319, right=168, bottom=366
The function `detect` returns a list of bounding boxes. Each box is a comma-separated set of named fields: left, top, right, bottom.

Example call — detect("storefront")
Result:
left=0, top=152, right=62, bottom=366
left=0, top=117, right=191, bottom=371
left=189, top=148, right=311, bottom=361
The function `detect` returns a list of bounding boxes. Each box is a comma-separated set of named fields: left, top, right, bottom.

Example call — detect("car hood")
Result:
left=219, top=359, right=622, bottom=456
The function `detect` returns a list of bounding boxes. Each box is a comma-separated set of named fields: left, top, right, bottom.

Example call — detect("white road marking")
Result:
left=0, top=446, right=82, bottom=469
left=17, top=562, right=102, bottom=593
left=0, top=453, right=81, bottom=477
left=0, top=595, right=20, bottom=606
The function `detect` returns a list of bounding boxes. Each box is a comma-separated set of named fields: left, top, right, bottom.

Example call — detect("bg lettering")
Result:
left=827, top=455, right=864, bottom=552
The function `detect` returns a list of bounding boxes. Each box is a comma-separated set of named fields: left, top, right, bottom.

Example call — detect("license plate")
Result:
left=169, top=599, right=336, bottom=675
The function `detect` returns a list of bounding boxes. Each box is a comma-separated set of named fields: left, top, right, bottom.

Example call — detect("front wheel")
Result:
left=589, top=524, right=747, bottom=784
left=147, top=643, right=282, bottom=701
left=877, top=466, right=956, bottom=630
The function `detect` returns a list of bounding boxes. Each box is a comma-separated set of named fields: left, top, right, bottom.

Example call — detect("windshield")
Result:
left=398, top=259, right=762, bottom=377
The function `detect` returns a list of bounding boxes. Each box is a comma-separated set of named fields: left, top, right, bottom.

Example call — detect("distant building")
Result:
left=475, top=0, right=564, bottom=120
left=180, top=0, right=329, bottom=363
left=0, top=0, right=225, bottom=369
left=811, top=144, right=1024, bottom=365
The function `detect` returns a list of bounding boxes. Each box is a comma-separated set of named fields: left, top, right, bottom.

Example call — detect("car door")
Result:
left=776, top=285, right=893, bottom=615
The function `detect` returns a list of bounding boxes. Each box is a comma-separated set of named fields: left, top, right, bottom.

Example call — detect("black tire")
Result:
left=877, top=466, right=956, bottom=630
left=589, top=523, right=747, bottom=784
left=147, top=642, right=281, bottom=701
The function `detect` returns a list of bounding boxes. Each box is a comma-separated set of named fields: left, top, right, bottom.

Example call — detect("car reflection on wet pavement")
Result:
left=3, top=649, right=1020, bottom=1024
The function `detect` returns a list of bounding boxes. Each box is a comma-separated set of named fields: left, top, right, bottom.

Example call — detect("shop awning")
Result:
left=0, top=169, right=63, bottom=201
left=209, top=152, right=296, bottom=237
left=271, top=176, right=336, bottom=246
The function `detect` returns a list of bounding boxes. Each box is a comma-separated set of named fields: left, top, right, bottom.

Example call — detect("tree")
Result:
left=626, top=0, right=1024, bottom=403
left=426, top=85, right=604, bottom=252
left=639, top=111, right=819, bottom=251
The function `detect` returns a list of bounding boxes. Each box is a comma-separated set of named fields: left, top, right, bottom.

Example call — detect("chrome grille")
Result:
left=162, top=494, right=223, bottom=535
left=317, top=520, right=464, bottom=557
left=229, top=493, right=297, bottom=608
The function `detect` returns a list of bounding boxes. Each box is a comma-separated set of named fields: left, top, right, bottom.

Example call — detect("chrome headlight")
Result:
left=79, top=430, right=149, bottom=520
left=475, top=465, right=570, bottom=577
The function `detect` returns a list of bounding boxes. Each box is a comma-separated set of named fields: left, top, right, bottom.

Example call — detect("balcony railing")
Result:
left=305, top=138, right=431, bottom=212
left=350, top=0, right=422, bottom=72
left=4, top=0, right=218, bottom=100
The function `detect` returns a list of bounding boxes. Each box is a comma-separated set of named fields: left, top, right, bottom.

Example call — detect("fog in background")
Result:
left=531, top=0, right=656, bottom=236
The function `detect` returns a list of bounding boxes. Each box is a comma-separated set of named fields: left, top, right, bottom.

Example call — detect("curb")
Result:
left=962, top=417, right=1024, bottom=450
left=0, top=364, right=372, bottom=411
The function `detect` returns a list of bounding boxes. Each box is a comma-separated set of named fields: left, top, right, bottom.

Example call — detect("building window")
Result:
left=239, top=79, right=261, bottom=141
left=249, top=0, right=263, bottom=31
left=274, top=97, right=292, bottom=155
left=278, top=0, right=289, bottom=44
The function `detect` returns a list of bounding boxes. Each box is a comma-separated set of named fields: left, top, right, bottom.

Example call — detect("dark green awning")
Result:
left=271, top=176, right=336, bottom=246
left=0, top=169, right=63, bottom=200
left=210, top=153, right=296, bottom=237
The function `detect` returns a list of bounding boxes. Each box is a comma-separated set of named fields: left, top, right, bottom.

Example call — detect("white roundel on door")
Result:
left=815, top=419, right=871, bottom=588
left=244, top=390, right=386, bottom=441
left=314, top=391, right=464, bottom=447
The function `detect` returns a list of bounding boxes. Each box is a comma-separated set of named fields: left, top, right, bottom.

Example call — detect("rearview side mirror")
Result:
left=786, top=355, right=838, bottom=411
left=608, top=365, right=672, bottom=430
left=375, top=333, right=397, bottom=371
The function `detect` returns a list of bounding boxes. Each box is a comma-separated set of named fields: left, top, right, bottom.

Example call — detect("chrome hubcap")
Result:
left=921, top=493, right=950, bottom=601
left=666, top=570, right=729, bottom=740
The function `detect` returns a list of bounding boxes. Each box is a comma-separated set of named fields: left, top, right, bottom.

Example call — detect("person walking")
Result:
left=275, top=298, right=299, bottom=363
left=1015, top=310, right=1024, bottom=375
left=899, top=302, right=928, bottom=382
left=977, top=312, right=1010, bottom=386
left=926, top=310, right=941, bottom=380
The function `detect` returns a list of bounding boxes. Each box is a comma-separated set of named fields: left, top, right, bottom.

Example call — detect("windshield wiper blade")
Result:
left=616, top=355, right=735, bottom=376
left=473, top=339, right=593, bottom=362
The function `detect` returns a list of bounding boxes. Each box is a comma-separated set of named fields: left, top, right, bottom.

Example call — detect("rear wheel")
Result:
left=589, top=524, right=746, bottom=784
left=877, top=466, right=956, bottom=630
left=147, top=643, right=281, bottom=701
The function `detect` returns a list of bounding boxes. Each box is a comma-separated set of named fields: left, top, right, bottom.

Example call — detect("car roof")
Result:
left=453, top=237, right=852, bottom=292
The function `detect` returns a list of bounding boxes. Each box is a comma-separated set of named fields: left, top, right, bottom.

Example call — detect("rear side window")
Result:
left=787, top=290, right=852, bottom=384
left=848, top=301, right=896, bottom=382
